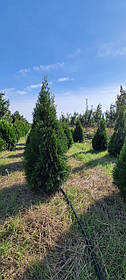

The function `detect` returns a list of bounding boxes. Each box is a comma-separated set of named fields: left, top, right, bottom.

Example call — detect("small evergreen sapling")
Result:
left=62, top=123, right=73, bottom=149
left=24, top=78, right=70, bottom=194
left=113, top=138, right=126, bottom=199
left=73, top=120, right=84, bottom=143
left=92, top=119, right=108, bottom=151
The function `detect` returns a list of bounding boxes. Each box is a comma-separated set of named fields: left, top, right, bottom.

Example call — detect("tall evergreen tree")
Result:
left=0, top=92, right=11, bottom=121
left=24, top=78, right=70, bottom=193
left=105, top=104, right=116, bottom=128
left=108, top=86, right=126, bottom=156
left=93, top=104, right=103, bottom=125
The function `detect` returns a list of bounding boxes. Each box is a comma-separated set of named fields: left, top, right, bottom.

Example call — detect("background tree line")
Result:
left=60, top=98, right=117, bottom=128
left=0, top=92, right=30, bottom=152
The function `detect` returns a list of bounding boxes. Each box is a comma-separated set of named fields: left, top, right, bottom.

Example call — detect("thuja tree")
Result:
left=0, top=92, right=11, bottom=121
left=92, top=119, right=108, bottom=151
left=108, top=86, right=126, bottom=156
left=113, top=138, right=126, bottom=199
left=62, top=122, right=73, bottom=149
left=73, top=120, right=84, bottom=143
left=0, top=120, right=16, bottom=150
left=24, top=78, right=70, bottom=193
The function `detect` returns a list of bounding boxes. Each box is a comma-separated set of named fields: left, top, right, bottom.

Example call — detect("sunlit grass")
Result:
left=67, top=141, right=116, bottom=176
left=0, top=138, right=126, bottom=280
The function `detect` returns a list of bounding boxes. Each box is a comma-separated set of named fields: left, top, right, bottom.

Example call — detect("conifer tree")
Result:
left=108, top=86, right=126, bottom=156
left=0, top=92, right=11, bottom=121
left=24, top=78, right=70, bottom=193
left=62, top=122, right=73, bottom=149
left=113, top=138, right=126, bottom=199
left=92, top=119, right=108, bottom=151
left=73, top=119, right=84, bottom=143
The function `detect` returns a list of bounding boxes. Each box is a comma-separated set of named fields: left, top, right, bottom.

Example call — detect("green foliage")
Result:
left=108, top=108, right=126, bottom=156
left=122, top=257, right=126, bottom=279
left=12, top=111, right=30, bottom=141
left=93, top=103, right=103, bottom=124
left=0, top=137, right=6, bottom=152
left=73, top=120, right=84, bottom=143
left=13, top=118, right=30, bottom=141
left=113, top=139, right=126, bottom=199
left=92, top=119, right=108, bottom=151
left=62, top=123, right=73, bottom=149
left=0, top=92, right=12, bottom=121
left=0, top=120, right=16, bottom=151
left=24, top=78, right=70, bottom=193
left=105, top=104, right=116, bottom=128
left=108, top=86, right=126, bottom=156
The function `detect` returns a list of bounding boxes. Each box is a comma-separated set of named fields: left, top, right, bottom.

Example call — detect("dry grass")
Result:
left=0, top=138, right=126, bottom=280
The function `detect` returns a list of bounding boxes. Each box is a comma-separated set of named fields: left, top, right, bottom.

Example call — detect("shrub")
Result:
left=108, top=105, right=126, bottom=156
left=73, top=120, right=84, bottom=143
left=113, top=138, right=126, bottom=199
left=0, top=137, right=6, bottom=152
left=0, top=120, right=16, bottom=150
left=92, top=119, right=108, bottom=151
left=108, top=130, right=125, bottom=156
left=24, top=78, right=70, bottom=194
left=62, top=123, right=73, bottom=149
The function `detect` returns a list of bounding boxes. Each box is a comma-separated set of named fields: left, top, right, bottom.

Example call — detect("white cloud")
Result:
left=1, top=88, right=15, bottom=94
left=67, top=48, right=82, bottom=58
left=33, top=62, right=64, bottom=72
left=27, top=81, right=52, bottom=90
left=16, top=90, right=27, bottom=95
left=18, top=68, right=30, bottom=74
left=33, top=66, right=40, bottom=71
left=57, top=77, right=70, bottom=82
left=98, top=43, right=126, bottom=57
left=27, top=83, right=42, bottom=90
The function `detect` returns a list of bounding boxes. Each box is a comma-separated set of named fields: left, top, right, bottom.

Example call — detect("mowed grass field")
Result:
left=0, top=137, right=126, bottom=280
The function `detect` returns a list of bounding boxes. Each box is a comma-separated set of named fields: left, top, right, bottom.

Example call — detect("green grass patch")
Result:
left=68, top=141, right=116, bottom=176
left=0, top=138, right=126, bottom=280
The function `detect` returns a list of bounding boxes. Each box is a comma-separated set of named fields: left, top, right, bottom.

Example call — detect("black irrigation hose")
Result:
left=60, top=187, right=104, bottom=280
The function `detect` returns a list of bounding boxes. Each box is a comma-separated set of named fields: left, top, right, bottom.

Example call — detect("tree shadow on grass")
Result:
left=7, top=153, right=24, bottom=159
left=15, top=146, right=25, bottom=151
left=0, top=161, right=24, bottom=175
left=0, top=183, right=56, bottom=223
left=20, top=192, right=126, bottom=280
left=72, top=154, right=116, bottom=174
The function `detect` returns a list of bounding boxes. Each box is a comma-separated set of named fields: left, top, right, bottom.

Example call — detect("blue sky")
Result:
left=0, top=0, right=126, bottom=122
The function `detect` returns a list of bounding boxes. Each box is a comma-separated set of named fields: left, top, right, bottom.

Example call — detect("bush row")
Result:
left=0, top=119, right=30, bottom=152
